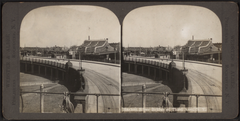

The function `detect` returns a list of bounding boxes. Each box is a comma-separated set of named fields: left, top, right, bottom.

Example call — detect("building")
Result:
left=76, top=38, right=120, bottom=63
left=213, top=43, right=222, bottom=51
left=78, top=39, right=114, bottom=54
left=173, top=38, right=222, bottom=63
left=68, top=45, right=78, bottom=59
left=109, top=42, right=121, bottom=53
left=20, top=46, right=68, bottom=58
left=173, top=45, right=182, bottom=59
left=123, top=46, right=170, bottom=57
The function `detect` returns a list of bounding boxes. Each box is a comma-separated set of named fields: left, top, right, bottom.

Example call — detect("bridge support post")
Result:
left=159, top=68, right=162, bottom=80
left=166, top=72, right=168, bottom=81
left=51, top=68, right=53, bottom=80
left=148, top=67, right=150, bottom=77
left=154, top=68, right=156, bottom=80
left=38, top=65, right=41, bottom=75
left=135, top=64, right=137, bottom=74
left=44, top=67, right=47, bottom=76
left=31, top=64, right=34, bottom=74
left=25, top=63, right=27, bottom=73
left=142, top=65, right=144, bottom=75
left=62, top=71, right=64, bottom=80
left=128, top=63, right=131, bottom=72
left=56, top=69, right=58, bottom=80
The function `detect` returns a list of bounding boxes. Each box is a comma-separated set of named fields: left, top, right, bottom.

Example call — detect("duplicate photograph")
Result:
left=19, top=5, right=121, bottom=113
left=122, top=5, right=222, bottom=113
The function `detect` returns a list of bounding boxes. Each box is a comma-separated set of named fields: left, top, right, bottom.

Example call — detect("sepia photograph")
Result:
left=19, top=5, right=121, bottom=113
left=122, top=5, right=222, bottom=113
left=2, top=2, right=238, bottom=119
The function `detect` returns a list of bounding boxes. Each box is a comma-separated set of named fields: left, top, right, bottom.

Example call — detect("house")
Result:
left=178, top=38, right=222, bottom=63
left=77, top=38, right=119, bottom=62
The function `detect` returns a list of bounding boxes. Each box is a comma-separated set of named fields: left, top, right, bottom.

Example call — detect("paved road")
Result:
left=26, top=57, right=120, bottom=113
left=187, top=69, right=222, bottom=112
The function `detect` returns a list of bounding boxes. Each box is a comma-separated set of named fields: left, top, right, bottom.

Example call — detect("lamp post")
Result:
left=218, top=45, right=221, bottom=64
left=114, top=47, right=117, bottom=64
left=79, top=51, right=82, bottom=69
left=105, top=46, right=109, bottom=62
left=209, top=46, right=213, bottom=62
left=181, top=47, right=188, bottom=92
left=181, top=67, right=188, bottom=92
left=182, top=51, right=185, bottom=68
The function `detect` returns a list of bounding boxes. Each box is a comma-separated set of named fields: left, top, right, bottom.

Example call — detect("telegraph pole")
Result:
left=218, top=45, right=221, bottom=64
left=114, top=47, right=117, bottom=64
left=183, top=52, right=185, bottom=68
left=79, top=51, right=82, bottom=69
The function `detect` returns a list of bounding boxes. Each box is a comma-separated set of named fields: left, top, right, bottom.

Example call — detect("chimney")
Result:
left=88, top=36, right=90, bottom=40
left=192, top=35, right=194, bottom=40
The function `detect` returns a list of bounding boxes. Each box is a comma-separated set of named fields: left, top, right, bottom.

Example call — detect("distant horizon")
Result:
left=122, top=41, right=222, bottom=48
left=20, top=41, right=121, bottom=48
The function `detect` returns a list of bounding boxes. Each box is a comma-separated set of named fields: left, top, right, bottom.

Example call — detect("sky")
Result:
left=20, top=5, right=120, bottom=48
left=123, top=5, right=222, bottom=47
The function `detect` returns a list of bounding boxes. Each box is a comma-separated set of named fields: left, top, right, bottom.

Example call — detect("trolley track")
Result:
left=84, top=69, right=119, bottom=113
left=187, top=69, right=221, bottom=112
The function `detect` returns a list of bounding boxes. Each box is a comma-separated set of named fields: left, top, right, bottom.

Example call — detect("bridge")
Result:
left=123, top=56, right=222, bottom=113
left=20, top=57, right=120, bottom=113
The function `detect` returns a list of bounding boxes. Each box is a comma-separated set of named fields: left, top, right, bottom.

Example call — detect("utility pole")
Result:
left=128, top=44, right=129, bottom=57
left=114, top=47, right=117, bottom=64
left=218, top=45, right=221, bottom=64
left=183, top=52, right=185, bottom=68
left=79, top=51, right=82, bottom=69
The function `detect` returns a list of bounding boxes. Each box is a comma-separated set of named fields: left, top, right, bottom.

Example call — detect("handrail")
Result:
left=21, top=58, right=66, bottom=69
left=124, top=57, right=170, bottom=69
left=23, top=56, right=120, bottom=67
left=122, top=91, right=222, bottom=113
left=122, top=91, right=222, bottom=97
left=125, top=56, right=222, bottom=67
left=20, top=91, right=120, bottom=96
left=20, top=90, right=120, bottom=113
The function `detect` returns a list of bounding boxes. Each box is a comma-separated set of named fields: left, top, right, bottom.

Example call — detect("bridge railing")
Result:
left=124, top=57, right=170, bottom=70
left=21, top=57, right=66, bottom=70
left=20, top=88, right=120, bottom=113
left=122, top=91, right=222, bottom=113
left=20, top=57, right=68, bottom=84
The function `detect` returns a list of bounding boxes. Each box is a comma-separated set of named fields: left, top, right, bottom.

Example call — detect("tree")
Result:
left=32, top=50, right=37, bottom=56
left=173, top=45, right=181, bottom=50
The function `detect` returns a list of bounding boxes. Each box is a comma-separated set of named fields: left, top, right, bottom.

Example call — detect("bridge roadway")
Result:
left=126, top=56, right=222, bottom=112
left=29, top=57, right=120, bottom=113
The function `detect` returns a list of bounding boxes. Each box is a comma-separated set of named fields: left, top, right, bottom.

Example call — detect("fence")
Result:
left=20, top=85, right=120, bottom=113
left=122, top=85, right=222, bottom=113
